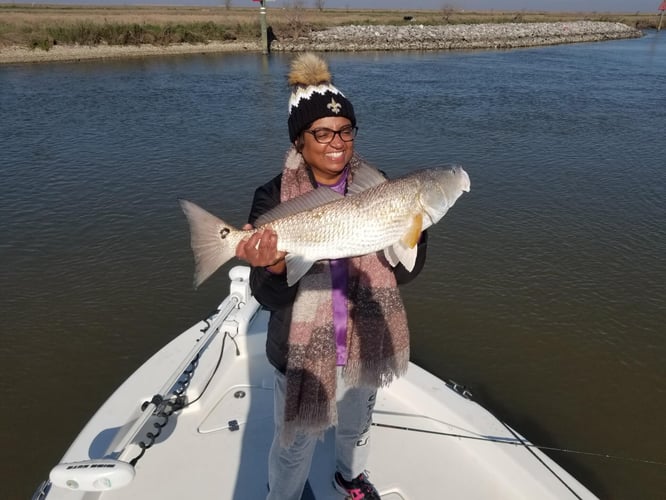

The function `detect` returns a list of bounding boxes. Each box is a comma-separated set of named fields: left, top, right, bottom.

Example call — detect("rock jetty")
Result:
left=0, top=21, right=642, bottom=65
left=274, top=21, right=642, bottom=51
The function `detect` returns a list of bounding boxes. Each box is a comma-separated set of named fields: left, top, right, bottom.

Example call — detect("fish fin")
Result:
left=401, top=213, right=423, bottom=249
left=387, top=213, right=422, bottom=272
left=284, top=254, right=316, bottom=287
left=346, top=163, right=388, bottom=195
left=389, top=241, right=417, bottom=272
left=383, top=246, right=400, bottom=268
left=256, top=188, right=343, bottom=227
left=179, top=199, right=238, bottom=288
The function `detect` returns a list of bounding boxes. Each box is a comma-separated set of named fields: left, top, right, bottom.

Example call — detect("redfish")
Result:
left=180, top=165, right=470, bottom=287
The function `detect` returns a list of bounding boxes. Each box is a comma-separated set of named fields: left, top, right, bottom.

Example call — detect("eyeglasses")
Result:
left=304, top=126, right=358, bottom=144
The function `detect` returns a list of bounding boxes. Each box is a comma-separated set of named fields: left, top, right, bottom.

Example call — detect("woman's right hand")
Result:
left=235, top=224, right=287, bottom=274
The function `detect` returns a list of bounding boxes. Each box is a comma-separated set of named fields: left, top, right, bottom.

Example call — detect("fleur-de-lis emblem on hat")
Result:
left=327, top=98, right=342, bottom=114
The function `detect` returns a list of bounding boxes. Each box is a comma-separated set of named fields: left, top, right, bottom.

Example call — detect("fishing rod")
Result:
left=371, top=416, right=665, bottom=467
left=497, top=418, right=583, bottom=500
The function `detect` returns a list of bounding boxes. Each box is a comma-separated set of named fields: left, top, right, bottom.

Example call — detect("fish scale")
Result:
left=270, top=199, right=414, bottom=258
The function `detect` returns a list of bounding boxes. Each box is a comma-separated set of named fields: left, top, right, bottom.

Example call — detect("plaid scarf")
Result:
left=280, top=146, right=410, bottom=445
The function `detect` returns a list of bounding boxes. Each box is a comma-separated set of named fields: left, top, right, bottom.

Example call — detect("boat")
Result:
left=33, top=266, right=598, bottom=500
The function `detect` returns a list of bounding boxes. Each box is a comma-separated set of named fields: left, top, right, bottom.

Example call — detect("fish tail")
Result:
left=179, top=199, right=239, bottom=288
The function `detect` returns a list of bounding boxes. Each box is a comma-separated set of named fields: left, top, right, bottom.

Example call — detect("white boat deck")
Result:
left=38, top=268, right=597, bottom=500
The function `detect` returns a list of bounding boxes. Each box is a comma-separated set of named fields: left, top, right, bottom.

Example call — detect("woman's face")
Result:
left=298, top=116, right=355, bottom=185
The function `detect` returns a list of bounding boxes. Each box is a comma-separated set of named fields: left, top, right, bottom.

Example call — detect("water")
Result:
left=1, top=33, right=665, bottom=499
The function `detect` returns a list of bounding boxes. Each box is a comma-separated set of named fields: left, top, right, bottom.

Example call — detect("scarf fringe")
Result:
left=281, top=400, right=338, bottom=447
left=344, top=351, right=410, bottom=388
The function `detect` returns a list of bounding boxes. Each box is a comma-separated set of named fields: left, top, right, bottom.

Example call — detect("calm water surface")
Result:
left=1, top=32, right=665, bottom=499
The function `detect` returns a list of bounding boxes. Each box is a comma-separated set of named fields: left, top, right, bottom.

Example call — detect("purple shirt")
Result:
left=318, top=168, right=350, bottom=366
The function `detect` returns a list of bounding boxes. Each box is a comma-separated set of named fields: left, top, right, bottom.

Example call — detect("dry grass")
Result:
left=0, top=4, right=659, bottom=49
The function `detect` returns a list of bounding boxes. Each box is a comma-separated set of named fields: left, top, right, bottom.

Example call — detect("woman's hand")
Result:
left=235, top=224, right=287, bottom=274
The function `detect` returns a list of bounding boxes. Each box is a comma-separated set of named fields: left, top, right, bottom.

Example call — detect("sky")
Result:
left=2, top=0, right=662, bottom=12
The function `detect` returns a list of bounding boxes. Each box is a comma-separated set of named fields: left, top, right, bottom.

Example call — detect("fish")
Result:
left=180, top=165, right=470, bottom=288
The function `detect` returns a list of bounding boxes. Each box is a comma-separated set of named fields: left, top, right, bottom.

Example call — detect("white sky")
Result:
left=2, top=0, right=661, bottom=12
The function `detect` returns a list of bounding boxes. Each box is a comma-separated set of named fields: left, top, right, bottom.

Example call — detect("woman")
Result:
left=236, top=53, right=427, bottom=500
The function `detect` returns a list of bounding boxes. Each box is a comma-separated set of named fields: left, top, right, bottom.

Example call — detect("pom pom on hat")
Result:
left=288, top=52, right=332, bottom=86
left=287, top=53, right=356, bottom=143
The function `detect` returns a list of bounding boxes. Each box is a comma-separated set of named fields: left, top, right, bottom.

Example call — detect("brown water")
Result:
left=1, top=35, right=665, bottom=499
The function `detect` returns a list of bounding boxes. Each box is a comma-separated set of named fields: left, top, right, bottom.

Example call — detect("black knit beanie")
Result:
left=287, top=53, right=356, bottom=143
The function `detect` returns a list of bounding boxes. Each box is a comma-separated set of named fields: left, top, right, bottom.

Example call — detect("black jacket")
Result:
left=248, top=171, right=428, bottom=373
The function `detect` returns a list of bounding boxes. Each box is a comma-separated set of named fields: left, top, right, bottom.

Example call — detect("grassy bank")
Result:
left=0, top=4, right=660, bottom=51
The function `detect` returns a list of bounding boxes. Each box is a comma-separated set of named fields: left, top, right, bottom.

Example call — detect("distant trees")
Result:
left=314, top=0, right=325, bottom=11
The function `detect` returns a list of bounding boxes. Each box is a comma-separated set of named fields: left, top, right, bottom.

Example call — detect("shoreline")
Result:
left=0, top=40, right=259, bottom=65
left=0, top=21, right=642, bottom=65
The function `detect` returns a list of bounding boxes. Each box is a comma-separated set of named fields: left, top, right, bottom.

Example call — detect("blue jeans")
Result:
left=266, top=367, right=377, bottom=500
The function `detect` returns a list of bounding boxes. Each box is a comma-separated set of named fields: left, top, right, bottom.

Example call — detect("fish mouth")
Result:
left=459, top=167, right=471, bottom=192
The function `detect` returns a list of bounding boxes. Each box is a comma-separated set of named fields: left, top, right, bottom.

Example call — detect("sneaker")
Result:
left=333, top=471, right=380, bottom=500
